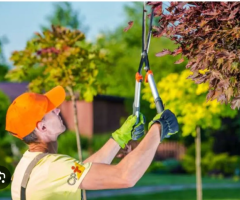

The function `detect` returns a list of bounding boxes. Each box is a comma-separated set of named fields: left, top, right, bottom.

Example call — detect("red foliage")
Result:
left=37, top=47, right=60, bottom=55
left=123, top=21, right=134, bottom=32
left=149, top=2, right=240, bottom=109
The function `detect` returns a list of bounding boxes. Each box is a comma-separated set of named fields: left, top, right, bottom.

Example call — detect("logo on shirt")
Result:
left=67, top=162, right=85, bottom=186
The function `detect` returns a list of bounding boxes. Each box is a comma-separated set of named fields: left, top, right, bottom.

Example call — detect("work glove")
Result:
left=132, top=114, right=146, bottom=140
left=112, top=113, right=145, bottom=148
left=148, top=109, right=179, bottom=142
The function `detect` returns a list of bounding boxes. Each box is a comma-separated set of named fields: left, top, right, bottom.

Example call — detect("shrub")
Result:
left=0, top=90, right=10, bottom=138
left=182, top=141, right=240, bottom=176
left=58, top=131, right=112, bottom=160
left=147, top=161, right=166, bottom=173
left=57, top=131, right=89, bottom=159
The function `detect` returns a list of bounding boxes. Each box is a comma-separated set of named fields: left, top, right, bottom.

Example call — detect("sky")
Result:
left=0, top=2, right=131, bottom=65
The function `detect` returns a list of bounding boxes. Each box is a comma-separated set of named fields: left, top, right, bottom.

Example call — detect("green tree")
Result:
left=0, top=90, right=14, bottom=171
left=21, top=2, right=89, bottom=83
left=0, top=90, right=10, bottom=139
left=7, top=26, right=107, bottom=163
left=0, top=38, right=9, bottom=81
left=42, top=2, right=88, bottom=33
left=97, top=2, right=186, bottom=98
left=143, top=70, right=237, bottom=200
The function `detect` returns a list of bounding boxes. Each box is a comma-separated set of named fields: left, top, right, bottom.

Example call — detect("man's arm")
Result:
left=83, top=138, right=121, bottom=164
left=80, top=123, right=160, bottom=190
left=83, top=114, right=144, bottom=164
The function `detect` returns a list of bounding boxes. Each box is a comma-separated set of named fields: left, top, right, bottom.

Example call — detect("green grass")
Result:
left=2, top=174, right=239, bottom=198
left=0, top=185, right=11, bottom=197
left=136, top=174, right=240, bottom=186
left=94, top=189, right=240, bottom=200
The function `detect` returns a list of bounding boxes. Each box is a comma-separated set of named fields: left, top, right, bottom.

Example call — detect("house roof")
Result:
left=0, top=82, right=28, bottom=101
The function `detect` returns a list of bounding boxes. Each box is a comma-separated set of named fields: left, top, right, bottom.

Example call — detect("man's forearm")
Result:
left=118, top=124, right=160, bottom=185
left=83, top=138, right=121, bottom=164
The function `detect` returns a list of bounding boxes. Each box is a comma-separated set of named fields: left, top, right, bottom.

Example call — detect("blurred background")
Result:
left=0, top=2, right=240, bottom=200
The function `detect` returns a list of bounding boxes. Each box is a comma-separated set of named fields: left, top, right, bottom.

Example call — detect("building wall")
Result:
left=93, top=99, right=128, bottom=134
left=59, top=101, right=93, bottom=138
left=155, top=142, right=186, bottom=160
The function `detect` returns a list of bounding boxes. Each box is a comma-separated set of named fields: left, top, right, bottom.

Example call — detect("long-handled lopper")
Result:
left=132, top=3, right=164, bottom=140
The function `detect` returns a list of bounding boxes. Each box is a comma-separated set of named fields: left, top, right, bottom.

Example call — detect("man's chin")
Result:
left=61, top=125, right=66, bottom=133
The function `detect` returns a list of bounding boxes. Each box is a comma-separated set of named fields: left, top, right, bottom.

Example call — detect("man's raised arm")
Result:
left=80, top=123, right=160, bottom=190
left=80, top=109, right=178, bottom=190
left=83, top=114, right=145, bottom=164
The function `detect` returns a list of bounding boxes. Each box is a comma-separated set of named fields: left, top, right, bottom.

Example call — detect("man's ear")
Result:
left=36, top=121, right=46, bottom=132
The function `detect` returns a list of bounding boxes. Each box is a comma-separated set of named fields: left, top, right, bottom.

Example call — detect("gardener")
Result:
left=6, top=85, right=178, bottom=200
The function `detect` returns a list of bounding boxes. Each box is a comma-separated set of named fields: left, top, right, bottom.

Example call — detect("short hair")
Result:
left=22, top=131, right=39, bottom=144
left=8, top=130, right=38, bottom=144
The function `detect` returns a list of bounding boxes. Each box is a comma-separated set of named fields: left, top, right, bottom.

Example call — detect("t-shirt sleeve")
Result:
left=47, top=154, right=92, bottom=194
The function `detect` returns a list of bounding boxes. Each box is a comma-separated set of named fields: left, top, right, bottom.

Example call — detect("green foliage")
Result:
left=146, top=161, right=165, bottom=173
left=96, top=2, right=186, bottom=98
left=204, top=152, right=240, bottom=176
left=0, top=85, right=27, bottom=170
left=90, top=133, right=112, bottom=152
left=143, top=70, right=237, bottom=137
left=147, top=159, right=181, bottom=174
left=57, top=131, right=111, bottom=160
left=0, top=64, right=8, bottom=81
left=42, top=2, right=88, bottom=33
left=0, top=38, right=9, bottom=80
left=0, top=133, right=27, bottom=173
left=7, top=26, right=107, bottom=102
left=0, top=90, right=10, bottom=138
left=57, top=130, right=90, bottom=160
left=0, top=37, right=7, bottom=64
left=182, top=141, right=240, bottom=176
left=0, top=82, right=28, bottom=173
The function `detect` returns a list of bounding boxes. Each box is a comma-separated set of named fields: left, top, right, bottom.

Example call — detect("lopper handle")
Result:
left=146, top=71, right=164, bottom=113
left=132, top=76, right=145, bottom=140
left=133, top=74, right=142, bottom=117
left=154, top=97, right=164, bottom=113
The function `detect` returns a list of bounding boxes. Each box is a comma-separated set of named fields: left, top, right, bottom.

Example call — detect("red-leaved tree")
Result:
left=149, top=2, right=240, bottom=109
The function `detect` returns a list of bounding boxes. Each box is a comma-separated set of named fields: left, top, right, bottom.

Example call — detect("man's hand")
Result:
left=112, top=113, right=145, bottom=148
left=131, top=114, right=146, bottom=140
left=148, top=109, right=179, bottom=142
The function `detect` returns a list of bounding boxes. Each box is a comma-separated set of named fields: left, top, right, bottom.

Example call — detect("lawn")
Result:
left=136, top=173, right=240, bottom=186
left=93, top=188, right=240, bottom=200
left=1, top=174, right=239, bottom=198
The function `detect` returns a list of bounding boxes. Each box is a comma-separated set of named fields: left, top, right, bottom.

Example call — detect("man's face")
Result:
left=42, top=108, right=66, bottom=138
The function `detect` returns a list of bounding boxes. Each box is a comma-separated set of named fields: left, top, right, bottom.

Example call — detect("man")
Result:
left=6, top=85, right=178, bottom=200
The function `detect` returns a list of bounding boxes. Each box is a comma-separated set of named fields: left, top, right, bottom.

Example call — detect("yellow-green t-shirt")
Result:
left=11, top=150, right=92, bottom=200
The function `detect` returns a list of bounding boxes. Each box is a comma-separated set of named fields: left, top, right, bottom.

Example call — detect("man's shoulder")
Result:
left=40, top=153, right=78, bottom=165
left=20, top=150, right=78, bottom=168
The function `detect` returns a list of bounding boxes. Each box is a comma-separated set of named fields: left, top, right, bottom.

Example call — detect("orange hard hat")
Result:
left=5, top=85, right=66, bottom=140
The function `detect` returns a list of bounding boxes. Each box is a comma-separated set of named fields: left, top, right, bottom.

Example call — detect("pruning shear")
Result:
left=132, top=3, right=165, bottom=140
